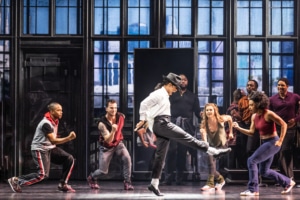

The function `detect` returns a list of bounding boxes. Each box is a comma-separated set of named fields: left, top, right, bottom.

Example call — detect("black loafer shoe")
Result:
left=148, top=184, right=164, bottom=196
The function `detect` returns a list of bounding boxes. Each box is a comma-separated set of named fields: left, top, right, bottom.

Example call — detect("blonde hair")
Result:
left=200, top=103, right=224, bottom=130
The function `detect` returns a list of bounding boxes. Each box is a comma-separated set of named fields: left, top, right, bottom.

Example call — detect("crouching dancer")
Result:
left=87, top=99, right=134, bottom=190
left=8, top=102, right=77, bottom=193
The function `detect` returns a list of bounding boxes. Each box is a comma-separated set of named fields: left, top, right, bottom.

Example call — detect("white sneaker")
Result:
left=201, top=185, right=214, bottom=191
left=281, top=180, right=295, bottom=194
left=240, top=190, right=259, bottom=196
left=215, top=181, right=225, bottom=190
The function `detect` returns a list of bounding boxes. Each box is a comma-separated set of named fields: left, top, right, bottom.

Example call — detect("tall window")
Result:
left=269, top=41, right=294, bottom=95
left=93, top=40, right=120, bottom=119
left=236, top=0, right=262, bottom=35
left=23, top=0, right=50, bottom=34
left=94, top=0, right=120, bottom=35
left=166, top=0, right=192, bottom=35
left=128, top=0, right=150, bottom=35
left=197, top=0, right=224, bottom=35
left=236, top=41, right=263, bottom=92
left=197, top=41, right=225, bottom=107
left=0, top=0, right=10, bottom=34
left=269, top=0, right=294, bottom=35
left=55, top=0, right=82, bottom=34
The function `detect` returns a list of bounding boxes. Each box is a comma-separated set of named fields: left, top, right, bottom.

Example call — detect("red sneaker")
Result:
left=58, top=183, right=76, bottom=192
left=87, top=176, right=100, bottom=189
left=8, top=177, right=22, bottom=193
left=124, top=181, right=134, bottom=190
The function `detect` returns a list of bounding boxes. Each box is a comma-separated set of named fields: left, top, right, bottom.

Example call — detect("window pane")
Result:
left=166, top=0, right=191, bottom=35
left=269, top=41, right=294, bottom=95
left=198, top=8, right=209, bottom=35
left=128, top=0, right=150, bottom=35
left=237, top=0, right=262, bottom=36
left=0, top=1, right=10, bottom=34
left=198, top=41, right=225, bottom=108
left=198, top=0, right=224, bottom=36
left=94, top=0, right=120, bottom=35
left=236, top=41, right=263, bottom=91
left=93, top=41, right=120, bottom=119
left=23, top=0, right=49, bottom=34
left=165, top=40, right=192, bottom=48
left=55, top=0, right=82, bottom=35
left=212, top=8, right=223, bottom=35
left=269, top=0, right=294, bottom=35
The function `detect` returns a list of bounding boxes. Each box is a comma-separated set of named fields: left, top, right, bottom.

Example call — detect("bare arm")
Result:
left=222, top=115, right=234, bottom=139
left=47, top=131, right=76, bottom=145
left=233, top=114, right=256, bottom=136
left=98, top=122, right=117, bottom=143
left=200, top=128, right=207, bottom=142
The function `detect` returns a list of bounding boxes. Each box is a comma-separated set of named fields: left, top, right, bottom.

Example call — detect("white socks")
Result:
left=151, top=178, right=159, bottom=189
left=206, top=147, right=217, bottom=155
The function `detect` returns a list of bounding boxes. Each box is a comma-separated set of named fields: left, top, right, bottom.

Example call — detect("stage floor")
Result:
left=0, top=180, right=299, bottom=199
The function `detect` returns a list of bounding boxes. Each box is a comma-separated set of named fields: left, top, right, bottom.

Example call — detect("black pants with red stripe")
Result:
left=18, top=147, right=74, bottom=186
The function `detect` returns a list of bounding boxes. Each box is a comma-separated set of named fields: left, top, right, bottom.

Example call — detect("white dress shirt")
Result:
left=139, top=87, right=171, bottom=131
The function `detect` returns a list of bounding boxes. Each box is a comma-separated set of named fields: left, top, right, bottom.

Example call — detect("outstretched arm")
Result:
left=233, top=114, right=256, bottom=136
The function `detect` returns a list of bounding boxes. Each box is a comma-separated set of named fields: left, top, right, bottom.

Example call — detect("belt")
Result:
left=154, top=115, right=170, bottom=121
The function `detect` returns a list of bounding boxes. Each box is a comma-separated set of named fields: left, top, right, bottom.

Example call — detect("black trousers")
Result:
left=151, top=116, right=208, bottom=179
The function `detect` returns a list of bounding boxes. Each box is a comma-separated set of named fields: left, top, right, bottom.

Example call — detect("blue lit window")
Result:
left=237, top=0, right=262, bottom=36
left=269, top=0, right=294, bottom=35
left=93, top=40, right=120, bottom=117
left=94, top=0, right=120, bottom=35
left=198, top=41, right=224, bottom=107
left=128, top=0, right=150, bottom=35
left=236, top=41, right=263, bottom=92
left=269, top=41, right=294, bottom=95
left=0, top=0, right=10, bottom=35
left=23, top=0, right=50, bottom=34
left=166, top=0, right=191, bottom=35
left=55, top=0, right=82, bottom=34
left=198, top=0, right=224, bottom=35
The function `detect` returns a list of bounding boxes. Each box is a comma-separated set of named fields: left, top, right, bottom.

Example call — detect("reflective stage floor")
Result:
left=1, top=180, right=299, bottom=200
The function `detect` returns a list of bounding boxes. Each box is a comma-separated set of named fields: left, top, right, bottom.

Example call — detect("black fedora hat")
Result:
left=163, top=72, right=181, bottom=91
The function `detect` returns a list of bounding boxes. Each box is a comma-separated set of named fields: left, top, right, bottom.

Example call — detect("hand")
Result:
left=112, top=124, right=118, bottom=132
left=275, top=140, right=283, bottom=147
left=136, top=128, right=149, bottom=148
left=134, top=120, right=148, bottom=131
left=287, top=119, right=296, bottom=128
left=232, top=122, right=239, bottom=129
left=69, top=131, right=76, bottom=140
left=228, top=132, right=234, bottom=140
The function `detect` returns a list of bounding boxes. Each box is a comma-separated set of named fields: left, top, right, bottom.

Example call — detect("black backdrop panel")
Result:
left=133, top=48, right=194, bottom=174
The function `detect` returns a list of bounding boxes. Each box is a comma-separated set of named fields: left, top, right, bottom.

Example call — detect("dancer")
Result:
left=8, top=102, right=77, bottom=193
left=200, top=103, right=233, bottom=191
left=163, top=74, right=201, bottom=185
left=87, top=99, right=134, bottom=190
left=233, top=91, right=295, bottom=196
left=135, top=72, right=231, bottom=196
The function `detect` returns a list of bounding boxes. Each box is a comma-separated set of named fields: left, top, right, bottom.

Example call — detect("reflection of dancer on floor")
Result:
left=135, top=72, right=231, bottom=196
left=233, top=91, right=295, bottom=196
left=200, top=103, right=234, bottom=191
